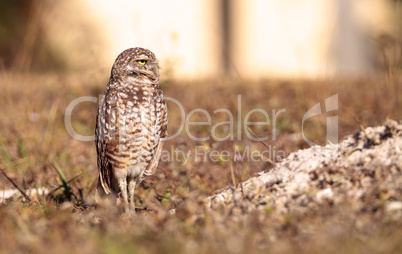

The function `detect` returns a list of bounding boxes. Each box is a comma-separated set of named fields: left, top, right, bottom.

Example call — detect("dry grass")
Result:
left=0, top=71, right=401, bottom=253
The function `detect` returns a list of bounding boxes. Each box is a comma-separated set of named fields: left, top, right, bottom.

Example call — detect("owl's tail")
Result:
left=95, top=175, right=115, bottom=206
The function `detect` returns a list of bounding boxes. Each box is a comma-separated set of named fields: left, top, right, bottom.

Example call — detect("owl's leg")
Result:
left=128, top=177, right=137, bottom=212
left=117, top=177, right=129, bottom=213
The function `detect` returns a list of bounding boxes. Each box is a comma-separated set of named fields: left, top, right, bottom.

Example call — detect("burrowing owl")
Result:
left=95, top=47, right=168, bottom=213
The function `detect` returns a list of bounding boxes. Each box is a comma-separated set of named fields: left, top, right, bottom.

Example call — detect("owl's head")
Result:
left=111, top=47, right=159, bottom=84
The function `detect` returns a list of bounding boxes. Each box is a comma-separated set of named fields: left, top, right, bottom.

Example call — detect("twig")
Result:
left=0, top=167, right=31, bottom=201
left=46, top=173, right=82, bottom=200
left=247, top=127, right=275, bottom=164
left=229, top=162, right=237, bottom=187
left=346, top=107, right=365, bottom=131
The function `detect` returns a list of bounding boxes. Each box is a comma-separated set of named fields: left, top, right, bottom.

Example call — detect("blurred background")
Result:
left=0, top=0, right=401, bottom=79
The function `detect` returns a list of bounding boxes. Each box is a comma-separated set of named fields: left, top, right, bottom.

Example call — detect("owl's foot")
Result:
left=121, top=209, right=136, bottom=219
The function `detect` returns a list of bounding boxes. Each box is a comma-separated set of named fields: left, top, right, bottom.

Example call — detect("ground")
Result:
left=0, top=72, right=401, bottom=253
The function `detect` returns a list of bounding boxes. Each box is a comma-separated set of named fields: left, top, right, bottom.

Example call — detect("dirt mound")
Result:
left=206, top=120, right=402, bottom=219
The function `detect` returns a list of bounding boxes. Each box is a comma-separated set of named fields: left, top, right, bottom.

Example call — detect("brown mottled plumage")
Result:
left=95, top=48, right=168, bottom=213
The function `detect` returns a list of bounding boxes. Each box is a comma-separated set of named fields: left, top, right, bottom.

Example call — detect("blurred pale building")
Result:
left=44, top=0, right=401, bottom=79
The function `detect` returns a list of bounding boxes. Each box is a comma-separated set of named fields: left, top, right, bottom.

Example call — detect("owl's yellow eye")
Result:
left=137, top=60, right=147, bottom=65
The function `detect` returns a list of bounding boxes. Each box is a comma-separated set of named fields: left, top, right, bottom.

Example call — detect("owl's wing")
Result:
left=143, top=96, right=167, bottom=178
left=95, top=94, right=113, bottom=194
left=143, top=139, right=164, bottom=177
left=159, top=98, right=168, bottom=138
